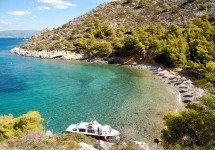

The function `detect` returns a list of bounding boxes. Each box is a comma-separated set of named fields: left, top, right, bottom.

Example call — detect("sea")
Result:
left=0, top=38, right=178, bottom=142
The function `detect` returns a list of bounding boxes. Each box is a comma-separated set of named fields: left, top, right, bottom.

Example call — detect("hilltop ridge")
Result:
left=19, top=0, right=214, bottom=52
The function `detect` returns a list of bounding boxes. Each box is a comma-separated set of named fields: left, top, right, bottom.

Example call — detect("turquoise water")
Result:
left=0, top=38, right=177, bottom=142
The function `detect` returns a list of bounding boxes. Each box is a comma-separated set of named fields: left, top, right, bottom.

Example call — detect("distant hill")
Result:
left=0, top=30, right=39, bottom=38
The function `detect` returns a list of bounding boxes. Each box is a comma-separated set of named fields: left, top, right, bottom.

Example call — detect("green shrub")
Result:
left=162, top=3, right=171, bottom=12
left=122, top=35, right=145, bottom=56
left=36, top=43, right=47, bottom=51
left=138, top=0, right=148, bottom=8
left=126, top=0, right=135, bottom=4
left=65, top=41, right=74, bottom=49
left=19, top=44, right=28, bottom=49
left=93, top=24, right=116, bottom=38
left=50, top=42, right=62, bottom=50
left=162, top=95, right=215, bottom=149
left=0, top=111, right=43, bottom=140
left=77, top=38, right=87, bottom=49
left=89, top=41, right=113, bottom=57
left=119, top=24, right=125, bottom=33
left=199, top=4, right=207, bottom=10
left=195, top=79, right=213, bottom=89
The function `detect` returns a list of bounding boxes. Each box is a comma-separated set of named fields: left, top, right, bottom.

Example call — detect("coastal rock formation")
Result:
left=10, top=47, right=112, bottom=64
left=10, top=47, right=85, bottom=60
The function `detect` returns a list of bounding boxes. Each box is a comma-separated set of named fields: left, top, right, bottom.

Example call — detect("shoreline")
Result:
left=127, top=64, right=205, bottom=112
left=10, top=47, right=109, bottom=64
left=10, top=47, right=205, bottom=111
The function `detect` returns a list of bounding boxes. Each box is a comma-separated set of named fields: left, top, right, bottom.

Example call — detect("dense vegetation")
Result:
left=0, top=111, right=43, bottom=140
left=162, top=94, right=215, bottom=149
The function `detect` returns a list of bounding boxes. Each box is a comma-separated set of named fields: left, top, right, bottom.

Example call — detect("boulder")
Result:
left=79, top=143, right=96, bottom=150
left=134, top=141, right=149, bottom=150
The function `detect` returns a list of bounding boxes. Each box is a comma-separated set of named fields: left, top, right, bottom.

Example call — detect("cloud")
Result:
left=8, top=11, right=32, bottom=16
left=0, top=21, right=12, bottom=25
left=54, top=4, right=68, bottom=9
left=33, top=15, right=38, bottom=18
left=37, top=6, right=50, bottom=11
left=37, top=0, right=75, bottom=9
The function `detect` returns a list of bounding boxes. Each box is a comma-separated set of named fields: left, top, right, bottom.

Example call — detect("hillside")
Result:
left=16, top=0, right=215, bottom=92
left=6, top=1, right=215, bottom=149
left=20, top=0, right=214, bottom=51
left=0, top=30, right=38, bottom=38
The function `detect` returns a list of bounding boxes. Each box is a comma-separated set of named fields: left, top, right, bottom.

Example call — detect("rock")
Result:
left=79, top=143, right=97, bottom=150
left=94, top=140, right=113, bottom=150
left=62, top=52, right=84, bottom=60
left=10, top=47, right=84, bottom=60
left=134, top=141, right=149, bottom=150
left=45, top=130, right=53, bottom=137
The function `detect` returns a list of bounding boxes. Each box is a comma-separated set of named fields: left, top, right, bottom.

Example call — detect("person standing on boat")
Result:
left=97, top=127, right=100, bottom=135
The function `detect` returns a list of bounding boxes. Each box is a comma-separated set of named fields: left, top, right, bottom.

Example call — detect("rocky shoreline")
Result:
left=10, top=47, right=109, bottom=64
left=128, top=64, right=205, bottom=111
left=10, top=47, right=85, bottom=60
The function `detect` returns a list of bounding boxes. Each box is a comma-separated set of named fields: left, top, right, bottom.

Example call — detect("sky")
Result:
left=0, top=0, right=112, bottom=31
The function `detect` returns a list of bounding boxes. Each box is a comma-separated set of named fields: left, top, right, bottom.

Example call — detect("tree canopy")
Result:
left=161, top=95, right=215, bottom=149
left=0, top=111, right=44, bottom=140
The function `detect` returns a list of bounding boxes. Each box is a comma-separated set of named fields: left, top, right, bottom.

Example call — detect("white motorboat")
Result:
left=65, top=120, right=120, bottom=140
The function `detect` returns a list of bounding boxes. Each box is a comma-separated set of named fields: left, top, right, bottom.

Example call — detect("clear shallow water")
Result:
left=0, top=38, right=177, bottom=142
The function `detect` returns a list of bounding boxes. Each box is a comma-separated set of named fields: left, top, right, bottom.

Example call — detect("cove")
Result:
left=0, top=38, right=177, bottom=143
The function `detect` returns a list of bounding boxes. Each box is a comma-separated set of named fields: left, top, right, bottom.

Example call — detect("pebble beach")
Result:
left=128, top=64, right=205, bottom=112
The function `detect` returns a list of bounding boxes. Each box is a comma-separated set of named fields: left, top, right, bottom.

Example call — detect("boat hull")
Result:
left=64, top=131, right=117, bottom=140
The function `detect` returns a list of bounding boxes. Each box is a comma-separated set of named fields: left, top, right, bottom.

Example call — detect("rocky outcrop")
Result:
left=79, top=143, right=97, bottom=150
left=134, top=141, right=149, bottom=150
left=10, top=47, right=85, bottom=60
left=10, top=47, right=110, bottom=64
